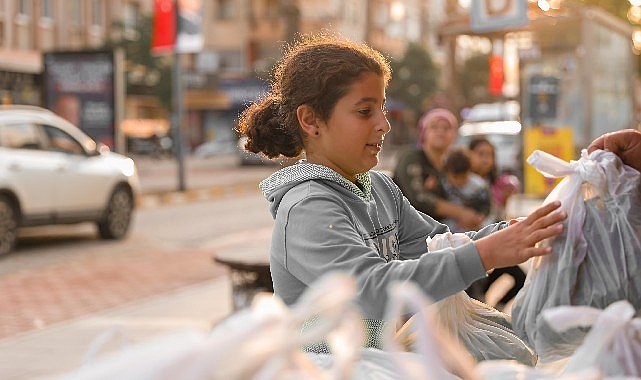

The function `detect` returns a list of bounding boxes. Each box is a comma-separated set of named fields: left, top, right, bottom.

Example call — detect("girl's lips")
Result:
left=366, top=143, right=382, bottom=152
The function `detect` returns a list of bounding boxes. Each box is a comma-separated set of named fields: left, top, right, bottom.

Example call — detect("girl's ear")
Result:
left=297, top=104, right=319, bottom=137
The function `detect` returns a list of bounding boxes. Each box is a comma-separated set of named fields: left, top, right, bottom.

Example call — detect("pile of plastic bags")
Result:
left=53, top=149, right=641, bottom=379
left=397, top=232, right=537, bottom=366
left=511, top=149, right=641, bottom=364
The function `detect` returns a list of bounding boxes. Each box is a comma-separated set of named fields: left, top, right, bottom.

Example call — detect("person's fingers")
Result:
left=525, top=223, right=564, bottom=246
left=530, top=208, right=567, bottom=231
left=521, top=201, right=562, bottom=226
left=587, top=135, right=605, bottom=154
left=520, top=245, right=553, bottom=261
left=587, top=129, right=641, bottom=171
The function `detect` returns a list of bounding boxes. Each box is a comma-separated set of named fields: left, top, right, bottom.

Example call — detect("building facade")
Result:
left=0, top=0, right=450, bottom=152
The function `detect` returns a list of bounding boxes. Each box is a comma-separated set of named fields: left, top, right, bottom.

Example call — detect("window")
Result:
left=41, top=0, right=53, bottom=19
left=43, top=125, right=83, bottom=155
left=18, top=0, right=31, bottom=15
left=0, top=123, right=41, bottom=150
left=216, top=0, right=235, bottom=20
left=123, top=2, right=140, bottom=38
left=91, top=0, right=103, bottom=27
left=71, top=0, right=83, bottom=27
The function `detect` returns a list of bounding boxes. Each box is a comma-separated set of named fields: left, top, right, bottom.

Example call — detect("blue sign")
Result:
left=470, top=0, right=529, bottom=33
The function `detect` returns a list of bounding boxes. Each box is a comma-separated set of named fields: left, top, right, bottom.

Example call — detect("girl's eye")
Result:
left=358, top=108, right=372, bottom=116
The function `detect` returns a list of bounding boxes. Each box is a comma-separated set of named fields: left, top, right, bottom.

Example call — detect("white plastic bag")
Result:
left=475, top=359, right=602, bottom=380
left=54, top=272, right=365, bottom=380
left=412, top=232, right=537, bottom=365
left=383, top=280, right=482, bottom=380
left=543, top=300, right=641, bottom=378
left=511, top=149, right=641, bottom=363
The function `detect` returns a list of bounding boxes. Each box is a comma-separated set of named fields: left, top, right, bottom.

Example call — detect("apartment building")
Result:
left=0, top=0, right=450, bottom=151
left=0, top=0, right=154, bottom=106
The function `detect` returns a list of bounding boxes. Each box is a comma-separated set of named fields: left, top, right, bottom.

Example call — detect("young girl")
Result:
left=237, top=34, right=566, bottom=351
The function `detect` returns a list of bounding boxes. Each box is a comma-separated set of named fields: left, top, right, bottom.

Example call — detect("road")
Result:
left=0, top=192, right=274, bottom=340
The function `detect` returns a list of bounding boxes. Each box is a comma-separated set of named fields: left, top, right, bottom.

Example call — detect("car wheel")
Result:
left=97, top=186, right=134, bottom=240
left=0, top=195, right=18, bottom=257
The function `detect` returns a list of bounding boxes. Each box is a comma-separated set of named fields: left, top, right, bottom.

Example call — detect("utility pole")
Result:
left=172, top=52, right=186, bottom=192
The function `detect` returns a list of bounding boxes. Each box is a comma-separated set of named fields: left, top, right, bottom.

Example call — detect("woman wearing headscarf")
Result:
left=393, top=108, right=485, bottom=230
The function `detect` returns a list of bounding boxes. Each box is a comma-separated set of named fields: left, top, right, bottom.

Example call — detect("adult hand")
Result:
left=474, top=201, right=566, bottom=271
left=587, top=129, right=641, bottom=172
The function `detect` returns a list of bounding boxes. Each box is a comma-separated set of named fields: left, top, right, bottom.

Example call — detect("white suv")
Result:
left=0, top=105, right=140, bottom=256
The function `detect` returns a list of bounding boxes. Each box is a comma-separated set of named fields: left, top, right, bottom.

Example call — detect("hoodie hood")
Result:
left=259, top=160, right=372, bottom=218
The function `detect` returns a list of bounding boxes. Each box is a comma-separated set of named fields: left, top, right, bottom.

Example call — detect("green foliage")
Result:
left=387, top=42, right=440, bottom=114
left=459, top=52, right=491, bottom=106
left=102, top=15, right=173, bottom=112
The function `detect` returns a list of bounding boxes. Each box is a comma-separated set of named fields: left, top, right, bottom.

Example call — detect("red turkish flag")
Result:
left=488, top=54, right=504, bottom=97
left=152, top=0, right=176, bottom=54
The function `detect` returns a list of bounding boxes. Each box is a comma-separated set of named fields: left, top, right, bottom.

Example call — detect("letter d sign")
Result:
left=470, top=0, right=529, bottom=33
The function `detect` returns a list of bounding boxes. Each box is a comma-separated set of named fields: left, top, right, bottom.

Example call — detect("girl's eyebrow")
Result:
left=355, top=97, right=384, bottom=105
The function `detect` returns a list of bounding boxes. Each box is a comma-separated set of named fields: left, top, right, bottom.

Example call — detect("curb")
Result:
left=136, top=181, right=263, bottom=209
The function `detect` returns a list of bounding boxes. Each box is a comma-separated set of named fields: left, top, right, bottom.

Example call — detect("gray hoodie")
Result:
left=260, top=161, right=506, bottom=349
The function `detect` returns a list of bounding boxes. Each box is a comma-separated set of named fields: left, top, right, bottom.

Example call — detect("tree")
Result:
left=103, top=15, right=173, bottom=112
left=387, top=42, right=440, bottom=114
left=459, top=52, right=491, bottom=106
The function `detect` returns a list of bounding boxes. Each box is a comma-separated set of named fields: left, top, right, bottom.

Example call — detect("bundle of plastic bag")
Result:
left=475, top=359, right=602, bottom=380
left=383, top=280, right=483, bottom=380
left=542, top=300, right=641, bottom=378
left=400, top=232, right=537, bottom=365
left=54, top=272, right=365, bottom=380
left=511, top=149, right=641, bottom=363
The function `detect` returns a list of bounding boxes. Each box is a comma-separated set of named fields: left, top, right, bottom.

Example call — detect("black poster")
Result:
left=528, top=75, right=560, bottom=120
left=42, top=50, right=116, bottom=149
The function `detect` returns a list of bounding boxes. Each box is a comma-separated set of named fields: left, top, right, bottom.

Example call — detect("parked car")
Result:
left=457, top=101, right=523, bottom=175
left=0, top=105, right=140, bottom=256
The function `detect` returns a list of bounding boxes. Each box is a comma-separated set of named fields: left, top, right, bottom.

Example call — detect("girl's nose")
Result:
left=378, top=113, right=391, bottom=134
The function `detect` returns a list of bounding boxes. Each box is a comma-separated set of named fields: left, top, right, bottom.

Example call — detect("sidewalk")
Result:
left=133, top=148, right=400, bottom=207
left=0, top=149, right=402, bottom=379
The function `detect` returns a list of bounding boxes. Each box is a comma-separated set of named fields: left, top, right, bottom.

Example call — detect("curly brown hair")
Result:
left=236, top=33, right=392, bottom=159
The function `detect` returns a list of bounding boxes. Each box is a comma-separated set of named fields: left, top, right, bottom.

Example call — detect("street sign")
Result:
left=470, top=0, right=529, bottom=33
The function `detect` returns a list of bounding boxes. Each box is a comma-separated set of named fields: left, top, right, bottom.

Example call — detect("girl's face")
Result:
left=470, top=141, right=495, bottom=177
left=308, top=72, right=390, bottom=182
left=421, top=118, right=457, bottom=154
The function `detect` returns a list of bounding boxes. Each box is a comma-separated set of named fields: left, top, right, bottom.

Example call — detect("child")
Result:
left=440, top=147, right=492, bottom=232
left=393, top=108, right=486, bottom=231
left=237, top=33, right=566, bottom=351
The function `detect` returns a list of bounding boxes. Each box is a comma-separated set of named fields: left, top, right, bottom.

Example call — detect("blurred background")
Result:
left=1, top=1, right=640, bottom=376
left=2, top=0, right=640, bottom=195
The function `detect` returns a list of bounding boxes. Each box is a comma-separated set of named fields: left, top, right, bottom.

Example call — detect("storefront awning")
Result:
left=0, top=49, right=41, bottom=73
left=184, top=89, right=230, bottom=110
left=121, top=118, right=170, bottom=138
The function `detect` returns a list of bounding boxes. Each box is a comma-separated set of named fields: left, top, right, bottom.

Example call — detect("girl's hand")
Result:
left=474, top=201, right=566, bottom=271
